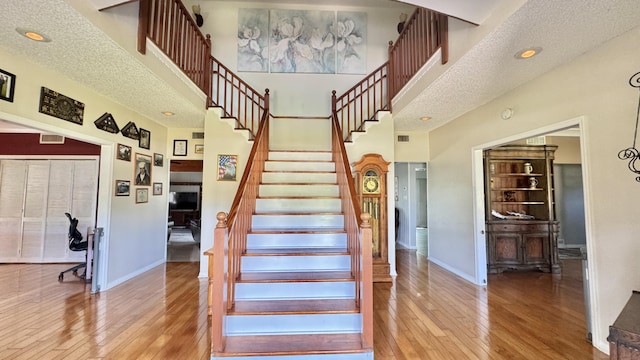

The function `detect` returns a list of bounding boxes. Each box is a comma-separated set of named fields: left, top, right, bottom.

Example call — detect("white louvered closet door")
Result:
left=0, top=159, right=98, bottom=263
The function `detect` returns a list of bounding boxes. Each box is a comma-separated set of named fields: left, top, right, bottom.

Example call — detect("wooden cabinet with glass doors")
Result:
left=484, top=145, right=560, bottom=274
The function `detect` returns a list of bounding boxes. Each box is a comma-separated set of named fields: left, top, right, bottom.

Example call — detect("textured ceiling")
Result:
left=2, top=0, right=640, bottom=135
left=393, top=0, right=640, bottom=132
left=0, top=0, right=206, bottom=129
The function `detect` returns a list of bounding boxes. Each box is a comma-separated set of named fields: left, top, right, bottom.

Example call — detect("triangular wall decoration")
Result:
left=121, top=121, right=140, bottom=140
left=94, top=112, right=120, bottom=134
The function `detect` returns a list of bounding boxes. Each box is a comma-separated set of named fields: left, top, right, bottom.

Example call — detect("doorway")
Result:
left=394, top=162, right=428, bottom=256
left=167, top=159, right=202, bottom=262
left=472, top=118, right=593, bottom=340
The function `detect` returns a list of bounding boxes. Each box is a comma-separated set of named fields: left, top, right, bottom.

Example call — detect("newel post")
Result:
left=331, top=90, right=338, bottom=114
left=264, top=88, right=270, bottom=113
left=210, top=212, right=228, bottom=353
left=360, top=212, right=374, bottom=349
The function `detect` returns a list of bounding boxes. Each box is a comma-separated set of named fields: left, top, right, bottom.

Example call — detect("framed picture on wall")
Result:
left=0, top=68, right=16, bottom=103
left=115, top=180, right=130, bottom=196
left=217, top=154, right=237, bottom=181
left=136, top=188, right=149, bottom=203
left=173, top=139, right=187, bottom=156
left=139, top=128, right=151, bottom=149
left=134, top=153, right=152, bottom=186
left=195, top=144, right=204, bottom=154
left=153, top=182, right=162, bottom=195
left=117, top=144, right=132, bottom=161
left=154, top=153, right=163, bottom=167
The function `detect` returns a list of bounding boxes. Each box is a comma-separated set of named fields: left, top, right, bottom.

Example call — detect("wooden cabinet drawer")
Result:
left=487, top=222, right=548, bottom=233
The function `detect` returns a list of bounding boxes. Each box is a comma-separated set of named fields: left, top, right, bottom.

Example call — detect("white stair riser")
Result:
left=235, top=281, right=355, bottom=300
left=256, top=198, right=342, bottom=213
left=259, top=184, right=339, bottom=197
left=247, top=233, right=347, bottom=249
left=252, top=214, right=344, bottom=229
left=226, top=313, right=362, bottom=336
left=211, top=352, right=374, bottom=360
left=262, top=172, right=337, bottom=184
left=265, top=161, right=335, bottom=172
left=241, top=255, right=350, bottom=272
left=269, top=152, right=332, bottom=161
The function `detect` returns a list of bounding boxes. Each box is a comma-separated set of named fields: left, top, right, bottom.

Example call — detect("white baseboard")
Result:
left=105, top=259, right=165, bottom=291
left=428, top=256, right=478, bottom=285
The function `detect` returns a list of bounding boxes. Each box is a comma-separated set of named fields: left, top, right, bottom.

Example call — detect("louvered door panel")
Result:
left=0, top=160, right=26, bottom=260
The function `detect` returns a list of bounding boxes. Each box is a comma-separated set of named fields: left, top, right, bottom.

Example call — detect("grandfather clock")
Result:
left=354, top=153, right=392, bottom=283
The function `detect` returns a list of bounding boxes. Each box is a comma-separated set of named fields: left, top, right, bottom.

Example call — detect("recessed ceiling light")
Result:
left=15, top=27, right=51, bottom=42
left=420, top=116, right=431, bottom=121
left=515, top=47, right=542, bottom=59
left=162, top=111, right=175, bottom=116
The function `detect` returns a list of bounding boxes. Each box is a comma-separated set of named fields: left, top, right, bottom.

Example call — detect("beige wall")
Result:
left=394, top=131, right=430, bottom=162
left=184, top=0, right=414, bottom=117
left=548, top=136, right=581, bottom=164
left=428, top=27, right=640, bottom=352
left=0, top=48, right=170, bottom=290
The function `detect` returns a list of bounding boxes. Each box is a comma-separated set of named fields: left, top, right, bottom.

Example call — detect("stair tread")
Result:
left=250, top=228, right=346, bottom=234
left=257, top=196, right=340, bottom=199
left=269, top=150, right=332, bottom=153
left=221, top=333, right=366, bottom=356
left=238, top=271, right=354, bottom=282
left=250, top=228, right=345, bottom=233
left=245, top=248, right=349, bottom=256
left=231, top=299, right=358, bottom=315
left=254, top=212, right=342, bottom=216
left=262, top=170, right=335, bottom=173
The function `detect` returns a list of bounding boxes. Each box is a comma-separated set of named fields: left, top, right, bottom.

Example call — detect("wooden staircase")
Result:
left=210, top=147, right=373, bottom=360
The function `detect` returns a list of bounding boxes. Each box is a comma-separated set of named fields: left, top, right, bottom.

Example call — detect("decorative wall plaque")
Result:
left=121, top=121, right=140, bottom=140
left=39, top=87, right=84, bottom=125
left=94, top=112, right=120, bottom=134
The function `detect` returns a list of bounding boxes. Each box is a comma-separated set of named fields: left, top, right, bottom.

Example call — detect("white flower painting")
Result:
left=335, top=12, right=367, bottom=74
left=238, top=9, right=269, bottom=72
left=237, top=8, right=366, bottom=74
left=269, top=9, right=335, bottom=73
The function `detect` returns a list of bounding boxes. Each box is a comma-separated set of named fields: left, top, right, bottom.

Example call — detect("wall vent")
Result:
left=192, top=132, right=205, bottom=139
left=39, top=133, right=65, bottom=144
left=526, top=136, right=546, bottom=145
left=397, top=135, right=410, bottom=142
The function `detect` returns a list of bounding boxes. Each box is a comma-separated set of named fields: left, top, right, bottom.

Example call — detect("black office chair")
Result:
left=58, top=213, right=88, bottom=281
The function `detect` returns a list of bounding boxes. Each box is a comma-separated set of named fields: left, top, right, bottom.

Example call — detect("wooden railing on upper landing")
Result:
left=205, top=105, right=270, bottom=354
left=210, top=57, right=268, bottom=139
left=332, top=63, right=389, bottom=142
left=388, top=7, right=448, bottom=100
left=138, top=0, right=211, bottom=99
left=332, top=7, right=448, bottom=142
left=330, top=112, right=374, bottom=349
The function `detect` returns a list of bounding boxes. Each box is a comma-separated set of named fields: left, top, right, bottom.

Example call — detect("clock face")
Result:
left=363, top=176, right=380, bottom=194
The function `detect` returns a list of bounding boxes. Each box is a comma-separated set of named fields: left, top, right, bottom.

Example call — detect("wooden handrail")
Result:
left=206, top=212, right=228, bottom=353
left=210, top=56, right=267, bottom=139
left=330, top=111, right=373, bottom=348
left=388, top=7, right=448, bottom=100
left=138, top=0, right=211, bottom=97
left=332, top=63, right=389, bottom=142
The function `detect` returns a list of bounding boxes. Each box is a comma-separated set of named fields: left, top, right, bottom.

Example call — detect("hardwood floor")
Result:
left=0, top=250, right=608, bottom=359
